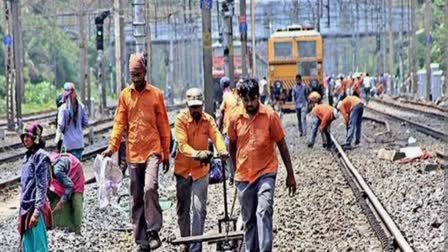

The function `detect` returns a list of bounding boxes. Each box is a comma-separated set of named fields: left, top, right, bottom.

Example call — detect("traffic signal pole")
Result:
left=201, top=0, right=213, bottom=115
left=95, top=11, right=110, bottom=114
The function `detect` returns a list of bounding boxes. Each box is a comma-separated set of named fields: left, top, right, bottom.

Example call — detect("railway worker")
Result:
left=58, top=82, right=89, bottom=161
left=307, top=104, right=338, bottom=149
left=338, top=95, right=365, bottom=149
left=228, top=79, right=297, bottom=252
left=218, top=76, right=243, bottom=183
left=174, top=88, right=228, bottom=252
left=18, top=122, right=52, bottom=252
left=352, top=74, right=363, bottom=97
left=292, top=74, right=310, bottom=136
left=335, top=74, right=347, bottom=104
left=48, top=148, right=85, bottom=235
left=54, top=94, right=64, bottom=147
left=327, top=75, right=336, bottom=106
left=102, top=53, right=171, bottom=251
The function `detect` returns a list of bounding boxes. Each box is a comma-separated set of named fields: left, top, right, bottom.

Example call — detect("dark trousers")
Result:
left=345, top=103, right=364, bottom=145
left=128, top=155, right=162, bottom=246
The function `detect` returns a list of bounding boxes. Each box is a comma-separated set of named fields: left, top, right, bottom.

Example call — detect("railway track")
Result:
left=366, top=104, right=448, bottom=142
left=371, top=98, right=448, bottom=121
left=400, top=99, right=448, bottom=114
left=330, top=134, right=414, bottom=252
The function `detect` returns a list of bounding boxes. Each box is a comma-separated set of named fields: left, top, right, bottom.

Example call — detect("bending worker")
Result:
left=307, top=104, right=338, bottom=149
left=174, top=88, right=228, bottom=252
left=48, top=150, right=85, bottom=235
left=338, top=95, right=364, bottom=149
left=102, top=53, right=171, bottom=251
left=228, top=79, right=297, bottom=252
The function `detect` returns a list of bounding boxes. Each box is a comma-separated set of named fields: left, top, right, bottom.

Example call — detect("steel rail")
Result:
left=330, top=134, right=414, bottom=252
left=365, top=106, right=448, bottom=142
left=401, top=100, right=448, bottom=113
left=371, top=98, right=448, bottom=121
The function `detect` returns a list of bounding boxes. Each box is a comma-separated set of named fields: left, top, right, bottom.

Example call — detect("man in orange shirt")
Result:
left=228, top=79, right=297, bottom=251
left=102, top=53, right=170, bottom=251
left=337, top=96, right=364, bottom=149
left=307, top=104, right=338, bottom=149
left=174, top=88, right=228, bottom=252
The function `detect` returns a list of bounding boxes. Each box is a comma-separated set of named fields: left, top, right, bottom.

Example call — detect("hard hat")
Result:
left=186, top=88, right=204, bottom=107
left=308, top=91, right=321, bottom=102
left=220, top=76, right=230, bottom=89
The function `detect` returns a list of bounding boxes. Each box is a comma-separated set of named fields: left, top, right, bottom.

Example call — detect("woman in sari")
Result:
left=18, top=122, right=52, bottom=251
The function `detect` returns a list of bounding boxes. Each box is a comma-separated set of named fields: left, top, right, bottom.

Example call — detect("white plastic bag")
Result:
left=94, top=154, right=123, bottom=209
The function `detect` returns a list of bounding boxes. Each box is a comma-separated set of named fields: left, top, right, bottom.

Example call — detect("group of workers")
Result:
left=17, top=50, right=367, bottom=252
left=18, top=83, right=89, bottom=251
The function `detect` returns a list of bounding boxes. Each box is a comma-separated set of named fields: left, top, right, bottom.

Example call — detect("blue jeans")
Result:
left=176, top=175, right=209, bottom=252
left=236, top=174, right=276, bottom=252
left=296, top=107, right=307, bottom=135
left=310, top=116, right=331, bottom=146
left=345, top=103, right=364, bottom=145
left=67, top=148, right=83, bottom=161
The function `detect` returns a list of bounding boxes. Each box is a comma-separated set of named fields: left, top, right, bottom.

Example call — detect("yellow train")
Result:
left=267, top=25, right=324, bottom=112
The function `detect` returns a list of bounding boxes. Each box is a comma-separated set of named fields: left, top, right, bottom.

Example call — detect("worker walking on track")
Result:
left=48, top=149, right=85, bottom=235
left=18, top=123, right=52, bottom=252
left=102, top=53, right=171, bottom=251
left=58, top=82, right=89, bottom=161
left=307, top=104, right=338, bottom=149
left=338, top=96, right=365, bottom=149
left=228, top=79, right=297, bottom=252
left=292, top=74, right=310, bottom=136
left=174, top=88, right=228, bottom=252
left=218, top=76, right=243, bottom=183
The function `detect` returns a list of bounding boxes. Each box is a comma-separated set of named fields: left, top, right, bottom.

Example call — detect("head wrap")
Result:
left=129, top=53, right=146, bottom=73
left=62, top=82, right=79, bottom=127
left=20, top=122, right=43, bottom=145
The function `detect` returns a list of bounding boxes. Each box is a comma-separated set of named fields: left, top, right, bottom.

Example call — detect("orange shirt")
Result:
left=108, top=82, right=171, bottom=163
left=220, top=89, right=242, bottom=134
left=311, top=104, right=335, bottom=130
left=227, top=104, right=285, bottom=183
left=353, top=79, right=362, bottom=96
left=174, top=109, right=226, bottom=180
left=339, top=96, right=363, bottom=125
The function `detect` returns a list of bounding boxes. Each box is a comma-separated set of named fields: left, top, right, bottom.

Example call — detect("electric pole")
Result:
left=222, top=0, right=234, bottom=86
left=3, top=0, right=16, bottom=130
left=239, top=0, right=248, bottom=77
left=387, top=0, right=394, bottom=77
left=79, top=0, right=88, bottom=105
left=133, top=0, right=146, bottom=54
left=410, top=0, right=417, bottom=95
left=445, top=1, right=448, bottom=97
left=250, top=0, right=256, bottom=77
left=145, top=0, right=151, bottom=83
left=201, top=0, right=213, bottom=115
left=11, top=0, right=23, bottom=127
left=424, top=0, right=431, bottom=100
left=114, top=0, right=124, bottom=93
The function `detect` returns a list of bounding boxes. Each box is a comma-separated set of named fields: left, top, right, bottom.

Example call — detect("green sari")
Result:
left=48, top=191, right=84, bottom=234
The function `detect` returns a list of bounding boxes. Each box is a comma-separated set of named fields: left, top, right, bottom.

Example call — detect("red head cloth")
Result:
left=129, top=53, right=146, bottom=73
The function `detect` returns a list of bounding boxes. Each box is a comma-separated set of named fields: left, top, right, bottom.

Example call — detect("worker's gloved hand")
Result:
left=195, top=151, right=213, bottom=164
left=218, top=150, right=229, bottom=160
left=162, top=159, right=170, bottom=174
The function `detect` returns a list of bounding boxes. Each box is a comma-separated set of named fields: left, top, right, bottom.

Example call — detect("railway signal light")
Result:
left=95, top=11, right=110, bottom=50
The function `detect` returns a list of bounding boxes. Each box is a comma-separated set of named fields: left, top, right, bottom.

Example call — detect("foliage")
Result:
left=22, top=15, right=79, bottom=86
left=24, top=81, right=61, bottom=107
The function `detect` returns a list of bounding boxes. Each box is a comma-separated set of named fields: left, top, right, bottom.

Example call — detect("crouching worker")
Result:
left=18, top=123, right=52, bottom=252
left=338, top=95, right=364, bottom=149
left=174, top=88, right=228, bottom=252
left=228, top=79, right=297, bottom=251
left=48, top=146, right=85, bottom=234
left=307, top=104, right=338, bottom=149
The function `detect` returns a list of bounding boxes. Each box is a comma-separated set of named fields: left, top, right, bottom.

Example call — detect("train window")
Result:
left=297, top=41, right=316, bottom=58
left=297, top=61, right=318, bottom=76
left=274, top=42, right=292, bottom=59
